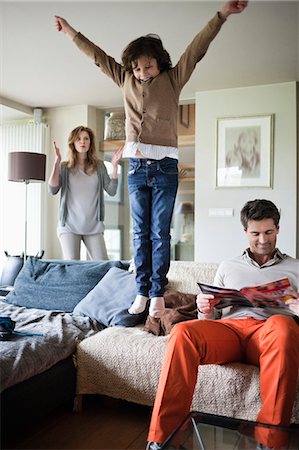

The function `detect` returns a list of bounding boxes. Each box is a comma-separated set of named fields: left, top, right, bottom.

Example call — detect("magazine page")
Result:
left=239, top=278, right=297, bottom=308
left=197, top=278, right=297, bottom=310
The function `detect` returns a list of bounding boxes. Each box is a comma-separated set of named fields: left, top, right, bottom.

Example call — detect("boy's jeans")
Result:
left=128, top=157, right=178, bottom=299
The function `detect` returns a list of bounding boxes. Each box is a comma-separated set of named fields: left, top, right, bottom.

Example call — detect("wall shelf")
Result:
left=100, top=139, right=124, bottom=152
left=100, top=135, right=195, bottom=152
left=178, top=190, right=195, bottom=195
left=179, top=177, right=195, bottom=182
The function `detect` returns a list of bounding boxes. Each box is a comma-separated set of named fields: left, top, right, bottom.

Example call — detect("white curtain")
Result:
left=0, top=122, right=49, bottom=269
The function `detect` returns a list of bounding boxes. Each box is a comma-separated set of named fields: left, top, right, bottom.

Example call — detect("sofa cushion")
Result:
left=167, top=261, right=219, bottom=294
left=73, top=267, right=146, bottom=327
left=5, top=257, right=128, bottom=312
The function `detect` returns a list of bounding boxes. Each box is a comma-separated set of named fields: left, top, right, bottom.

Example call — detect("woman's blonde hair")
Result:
left=67, top=126, right=101, bottom=173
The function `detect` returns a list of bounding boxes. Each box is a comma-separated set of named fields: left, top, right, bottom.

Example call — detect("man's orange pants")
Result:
left=147, top=315, right=299, bottom=445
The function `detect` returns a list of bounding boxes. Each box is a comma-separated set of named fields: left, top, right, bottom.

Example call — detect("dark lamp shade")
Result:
left=8, top=151, right=46, bottom=182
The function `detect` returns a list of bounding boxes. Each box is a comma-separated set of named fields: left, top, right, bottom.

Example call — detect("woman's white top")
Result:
left=58, top=168, right=104, bottom=236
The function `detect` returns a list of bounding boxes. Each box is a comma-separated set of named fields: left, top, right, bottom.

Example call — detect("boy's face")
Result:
left=132, top=55, right=160, bottom=81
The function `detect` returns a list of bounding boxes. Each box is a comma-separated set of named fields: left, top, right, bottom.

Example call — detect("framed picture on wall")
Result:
left=216, top=114, right=274, bottom=188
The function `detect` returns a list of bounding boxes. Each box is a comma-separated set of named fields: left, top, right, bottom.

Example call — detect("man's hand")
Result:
left=220, top=1, right=248, bottom=19
left=196, top=293, right=220, bottom=315
left=54, top=16, right=77, bottom=39
left=286, top=296, right=299, bottom=317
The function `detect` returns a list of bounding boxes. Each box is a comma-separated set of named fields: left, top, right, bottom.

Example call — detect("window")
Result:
left=105, top=227, right=123, bottom=260
left=0, top=122, right=49, bottom=267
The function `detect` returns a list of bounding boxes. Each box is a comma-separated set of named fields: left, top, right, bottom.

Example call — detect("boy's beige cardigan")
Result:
left=73, top=13, right=225, bottom=148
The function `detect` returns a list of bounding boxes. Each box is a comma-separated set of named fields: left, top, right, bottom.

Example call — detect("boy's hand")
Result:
left=220, top=1, right=248, bottom=19
left=54, top=16, right=77, bottom=39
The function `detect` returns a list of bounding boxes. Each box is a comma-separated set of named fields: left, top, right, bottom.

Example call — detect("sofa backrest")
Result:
left=167, top=261, right=219, bottom=294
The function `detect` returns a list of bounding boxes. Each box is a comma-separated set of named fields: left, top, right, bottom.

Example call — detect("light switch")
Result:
left=209, top=208, right=234, bottom=217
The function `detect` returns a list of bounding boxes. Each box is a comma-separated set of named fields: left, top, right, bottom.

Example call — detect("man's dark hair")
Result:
left=240, top=199, right=280, bottom=230
left=121, top=34, right=172, bottom=73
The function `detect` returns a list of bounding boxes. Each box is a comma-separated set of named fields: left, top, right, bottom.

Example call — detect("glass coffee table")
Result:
left=161, top=412, right=299, bottom=450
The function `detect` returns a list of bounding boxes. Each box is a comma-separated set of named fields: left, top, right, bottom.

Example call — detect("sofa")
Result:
left=0, top=256, right=129, bottom=439
left=1, top=257, right=298, bottom=435
left=75, top=260, right=299, bottom=423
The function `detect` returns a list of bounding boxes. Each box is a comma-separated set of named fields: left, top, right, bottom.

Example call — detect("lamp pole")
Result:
left=24, top=180, right=29, bottom=264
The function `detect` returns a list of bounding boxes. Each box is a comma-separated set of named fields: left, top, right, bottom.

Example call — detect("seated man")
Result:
left=147, top=199, right=299, bottom=450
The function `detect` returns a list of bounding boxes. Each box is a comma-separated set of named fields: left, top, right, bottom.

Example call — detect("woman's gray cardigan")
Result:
left=48, top=161, right=118, bottom=227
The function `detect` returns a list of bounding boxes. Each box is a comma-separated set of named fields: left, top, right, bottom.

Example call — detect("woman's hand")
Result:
left=48, top=141, right=61, bottom=188
left=111, top=146, right=123, bottom=179
left=111, top=146, right=123, bottom=166
left=54, top=16, right=77, bottom=39
left=220, top=1, right=248, bottom=19
left=53, top=141, right=62, bottom=165
left=196, top=293, right=220, bottom=315
left=178, top=168, right=188, bottom=183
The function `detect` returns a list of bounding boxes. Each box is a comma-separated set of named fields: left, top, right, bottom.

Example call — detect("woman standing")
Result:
left=48, top=125, right=122, bottom=260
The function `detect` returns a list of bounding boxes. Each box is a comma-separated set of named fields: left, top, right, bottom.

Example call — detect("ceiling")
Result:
left=0, top=1, right=298, bottom=120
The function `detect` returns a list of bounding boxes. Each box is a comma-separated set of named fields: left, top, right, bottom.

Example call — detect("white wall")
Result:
left=195, top=82, right=298, bottom=263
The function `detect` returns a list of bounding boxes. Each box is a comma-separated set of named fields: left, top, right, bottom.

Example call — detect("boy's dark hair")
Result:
left=121, top=34, right=172, bottom=73
left=240, top=199, right=280, bottom=230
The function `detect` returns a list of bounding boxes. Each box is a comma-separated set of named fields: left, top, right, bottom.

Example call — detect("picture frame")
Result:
left=216, top=115, right=274, bottom=188
left=104, top=159, right=123, bottom=203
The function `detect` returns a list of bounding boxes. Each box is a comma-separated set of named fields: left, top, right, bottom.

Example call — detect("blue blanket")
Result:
left=0, top=300, right=102, bottom=392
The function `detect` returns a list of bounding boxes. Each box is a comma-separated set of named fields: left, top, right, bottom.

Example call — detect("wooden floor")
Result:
left=2, top=395, right=152, bottom=450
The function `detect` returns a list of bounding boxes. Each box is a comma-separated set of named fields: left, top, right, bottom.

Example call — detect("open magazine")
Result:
left=197, top=278, right=298, bottom=309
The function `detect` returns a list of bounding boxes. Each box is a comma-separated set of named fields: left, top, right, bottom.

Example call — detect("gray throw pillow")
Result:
left=5, top=257, right=128, bottom=312
left=73, top=266, right=146, bottom=327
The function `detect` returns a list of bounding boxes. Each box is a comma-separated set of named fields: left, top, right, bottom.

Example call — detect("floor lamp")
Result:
left=8, top=151, right=46, bottom=264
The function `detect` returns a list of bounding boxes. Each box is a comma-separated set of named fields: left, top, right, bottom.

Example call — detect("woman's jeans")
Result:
left=128, top=157, right=178, bottom=299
